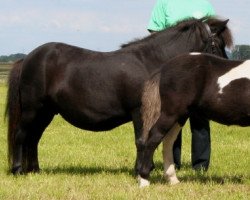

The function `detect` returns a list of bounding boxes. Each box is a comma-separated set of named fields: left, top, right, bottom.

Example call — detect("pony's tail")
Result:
left=141, top=72, right=161, bottom=142
left=5, top=59, right=24, bottom=170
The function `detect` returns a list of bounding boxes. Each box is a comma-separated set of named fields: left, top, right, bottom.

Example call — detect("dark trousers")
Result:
left=173, top=114, right=211, bottom=170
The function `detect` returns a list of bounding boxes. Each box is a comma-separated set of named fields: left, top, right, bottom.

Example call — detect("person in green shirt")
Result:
left=148, top=0, right=215, bottom=31
left=148, top=0, right=215, bottom=171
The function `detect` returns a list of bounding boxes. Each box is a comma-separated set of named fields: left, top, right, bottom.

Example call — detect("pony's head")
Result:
left=200, top=17, right=233, bottom=58
left=168, top=16, right=233, bottom=59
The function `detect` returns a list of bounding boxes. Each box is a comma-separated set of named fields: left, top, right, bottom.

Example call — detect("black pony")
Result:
left=138, top=53, right=250, bottom=187
left=6, top=17, right=232, bottom=176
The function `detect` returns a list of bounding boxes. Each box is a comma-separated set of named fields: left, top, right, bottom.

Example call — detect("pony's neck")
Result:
left=135, top=30, right=199, bottom=72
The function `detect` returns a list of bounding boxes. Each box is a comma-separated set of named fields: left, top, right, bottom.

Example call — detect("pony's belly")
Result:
left=60, top=111, right=131, bottom=132
left=208, top=110, right=250, bottom=127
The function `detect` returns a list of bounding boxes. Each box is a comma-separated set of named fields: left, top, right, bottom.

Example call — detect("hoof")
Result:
left=138, top=175, right=150, bottom=188
left=27, top=166, right=40, bottom=173
left=169, top=178, right=180, bottom=185
left=167, top=176, right=180, bottom=185
left=11, top=166, right=23, bottom=175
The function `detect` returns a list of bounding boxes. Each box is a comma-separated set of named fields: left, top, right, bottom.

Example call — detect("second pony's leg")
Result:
left=162, top=123, right=182, bottom=184
left=138, top=114, right=177, bottom=187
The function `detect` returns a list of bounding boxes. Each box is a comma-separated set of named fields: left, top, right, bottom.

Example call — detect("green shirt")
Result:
left=148, top=0, right=215, bottom=31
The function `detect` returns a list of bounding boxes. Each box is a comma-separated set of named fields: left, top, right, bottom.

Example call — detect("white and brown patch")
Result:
left=217, top=60, right=250, bottom=94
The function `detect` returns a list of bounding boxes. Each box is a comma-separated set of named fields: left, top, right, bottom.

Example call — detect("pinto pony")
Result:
left=6, top=17, right=232, bottom=176
left=138, top=53, right=250, bottom=187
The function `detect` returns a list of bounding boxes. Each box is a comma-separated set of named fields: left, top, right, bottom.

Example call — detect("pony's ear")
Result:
left=214, top=19, right=229, bottom=35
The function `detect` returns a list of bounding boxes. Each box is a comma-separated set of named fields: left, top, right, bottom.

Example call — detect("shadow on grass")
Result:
left=150, top=162, right=247, bottom=185
left=42, top=161, right=247, bottom=185
left=42, top=165, right=134, bottom=176
left=179, top=174, right=246, bottom=184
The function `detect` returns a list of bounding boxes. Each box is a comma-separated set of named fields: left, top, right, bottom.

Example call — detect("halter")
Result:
left=203, top=23, right=217, bottom=54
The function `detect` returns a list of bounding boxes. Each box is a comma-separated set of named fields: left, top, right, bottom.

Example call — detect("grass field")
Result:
left=0, top=63, right=12, bottom=84
left=0, top=83, right=249, bottom=200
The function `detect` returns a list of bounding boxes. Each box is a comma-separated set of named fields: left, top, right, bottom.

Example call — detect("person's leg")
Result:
left=173, top=130, right=182, bottom=169
left=190, top=113, right=211, bottom=171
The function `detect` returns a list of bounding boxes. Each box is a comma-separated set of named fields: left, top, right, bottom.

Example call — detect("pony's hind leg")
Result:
left=11, top=109, right=36, bottom=174
left=12, top=108, right=54, bottom=174
left=25, top=109, right=54, bottom=173
left=11, top=128, right=28, bottom=174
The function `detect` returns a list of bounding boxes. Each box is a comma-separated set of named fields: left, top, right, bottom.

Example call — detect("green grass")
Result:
left=0, top=84, right=249, bottom=199
left=0, top=63, right=12, bottom=84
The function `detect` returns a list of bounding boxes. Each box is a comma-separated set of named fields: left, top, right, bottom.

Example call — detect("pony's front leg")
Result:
left=131, top=109, right=155, bottom=176
left=138, top=114, right=174, bottom=187
left=162, top=123, right=182, bottom=185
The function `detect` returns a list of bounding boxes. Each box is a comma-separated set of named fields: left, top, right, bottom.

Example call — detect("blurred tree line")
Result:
left=0, top=53, right=26, bottom=62
left=230, top=45, right=250, bottom=60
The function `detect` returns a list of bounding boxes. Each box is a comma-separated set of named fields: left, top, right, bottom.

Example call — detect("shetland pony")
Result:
left=138, top=53, right=249, bottom=187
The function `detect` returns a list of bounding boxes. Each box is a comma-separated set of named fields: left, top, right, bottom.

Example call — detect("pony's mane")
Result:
left=120, top=18, right=197, bottom=48
left=121, top=16, right=233, bottom=49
